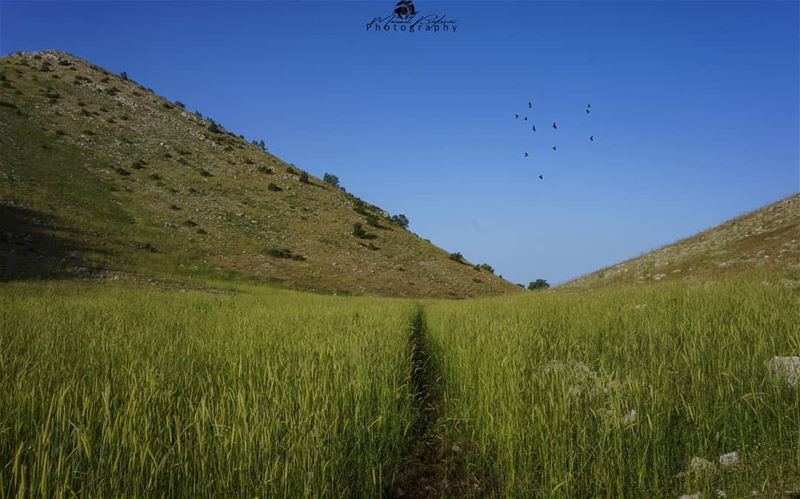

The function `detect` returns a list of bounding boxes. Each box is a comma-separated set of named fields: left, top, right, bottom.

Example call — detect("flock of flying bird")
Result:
left=514, top=101, right=595, bottom=181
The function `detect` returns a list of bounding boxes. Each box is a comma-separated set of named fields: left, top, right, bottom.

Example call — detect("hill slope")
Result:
left=0, top=50, right=518, bottom=297
left=565, top=193, right=800, bottom=288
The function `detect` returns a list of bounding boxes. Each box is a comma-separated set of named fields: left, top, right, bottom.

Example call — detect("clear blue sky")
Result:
left=2, top=1, right=798, bottom=285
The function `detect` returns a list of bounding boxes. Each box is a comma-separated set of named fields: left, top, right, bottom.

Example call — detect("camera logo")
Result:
left=394, top=0, right=416, bottom=19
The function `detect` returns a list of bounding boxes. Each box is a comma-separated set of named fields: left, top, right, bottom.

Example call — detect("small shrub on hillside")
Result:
left=390, top=213, right=410, bottom=229
left=115, top=167, right=131, bottom=176
left=183, top=220, right=198, bottom=227
left=352, top=223, right=372, bottom=239
left=323, top=173, right=340, bottom=188
left=475, top=263, right=494, bottom=274
left=366, top=215, right=382, bottom=228
left=266, top=248, right=306, bottom=261
left=207, top=123, right=222, bottom=134
left=131, top=159, right=147, bottom=170
left=120, top=71, right=128, bottom=80
left=368, top=243, right=379, bottom=251
left=149, top=173, right=162, bottom=180
left=449, top=252, right=466, bottom=264
left=299, top=171, right=310, bottom=184
left=137, top=242, right=157, bottom=253
left=199, top=169, right=213, bottom=177
left=258, top=166, right=273, bottom=175
left=286, top=166, right=299, bottom=175
left=162, top=102, right=174, bottom=110
left=267, top=183, right=283, bottom=192
left=175, top=101, right=185, bottom=108
left=352, top=199, right=369, bottom=216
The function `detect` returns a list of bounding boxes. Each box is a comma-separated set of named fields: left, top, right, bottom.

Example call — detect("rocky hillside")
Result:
left=566, top=193, right=800, bottom=288
left=0, top=50, right=519, bottom=298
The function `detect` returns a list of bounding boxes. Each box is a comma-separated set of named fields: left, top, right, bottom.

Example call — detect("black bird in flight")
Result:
left=532, top=125, right=536, bottom=132
left=552, top=146, right=557, bottom=151
left=515, top=114, right=519, bottom=119
left=552, top=122, right=558, bottom=130
left=586, top=109, right=590, bottom=114
left=524, top=152, right=529, bottom=158
left=528, top=101, right=533, bottom=108
left=524, top=116, right=528, bottom=121
left=538, top=174, right=543, bottom=180
left=590, top=136, right=594, bottom=142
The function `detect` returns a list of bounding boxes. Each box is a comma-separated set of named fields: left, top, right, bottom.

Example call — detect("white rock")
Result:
left=688, top=456, right=717, bottom=476
left=718, top=450, right=739, bottom=468
left=621, top=409, right=638, bottom=426
left=679, top=493, right=702, bottom=499
left=715, top=490, right=726, bottom=497
left=767, top=356, right=800, bottom=387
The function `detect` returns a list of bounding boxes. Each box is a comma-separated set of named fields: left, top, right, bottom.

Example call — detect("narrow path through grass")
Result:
left=388, top=307, right=488, bottom=498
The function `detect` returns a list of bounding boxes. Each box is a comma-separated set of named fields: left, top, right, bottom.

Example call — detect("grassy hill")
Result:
left=566, top=193, right=800, bottom=288
left=0, top=50, right=518, bottom=298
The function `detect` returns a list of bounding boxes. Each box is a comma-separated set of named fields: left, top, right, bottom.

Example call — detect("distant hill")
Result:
left=0, top=50, right=519, bottom=298
left=565, top=193, right=800, bottom=288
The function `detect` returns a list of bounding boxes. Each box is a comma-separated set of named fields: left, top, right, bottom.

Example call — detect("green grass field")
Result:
left=1, top=275, right=798, bottom=497
left=426, top=277, right=800, bottom=497
left=0, top=282, right=417, bottom=497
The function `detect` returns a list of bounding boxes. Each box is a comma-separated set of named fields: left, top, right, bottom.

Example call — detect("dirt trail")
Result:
left=387, top=307, right=488, bottom=498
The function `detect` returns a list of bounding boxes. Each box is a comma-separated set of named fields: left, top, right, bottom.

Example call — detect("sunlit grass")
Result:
left=2, top=277, right=798, bottom=497
left=426, top=279, right=800, bottom=497
left=0, top=281, right=416, bottom=497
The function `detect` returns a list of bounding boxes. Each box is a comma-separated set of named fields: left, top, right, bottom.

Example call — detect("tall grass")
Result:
left=426, top=279, right=800, bottom=497
left=0, top=282, right=416, bottom=497
left=3, top=277, right=798, bottom=497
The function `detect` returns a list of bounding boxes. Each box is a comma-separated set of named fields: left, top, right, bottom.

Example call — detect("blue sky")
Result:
left=2, top=1, right=798, bottom=285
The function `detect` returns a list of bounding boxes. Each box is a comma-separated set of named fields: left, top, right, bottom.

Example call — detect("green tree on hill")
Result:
left=528, top=279, right=550, bottom=290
